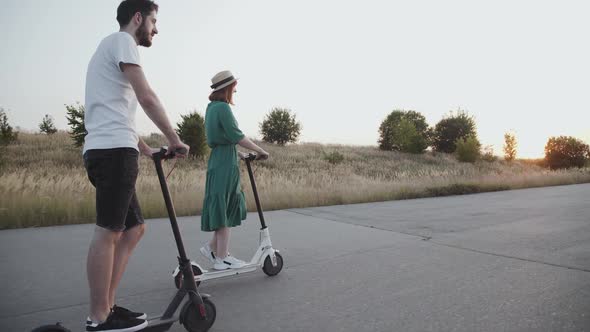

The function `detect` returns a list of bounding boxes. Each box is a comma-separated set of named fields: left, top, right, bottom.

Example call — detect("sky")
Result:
left=1, top=0, right=589, bottom=158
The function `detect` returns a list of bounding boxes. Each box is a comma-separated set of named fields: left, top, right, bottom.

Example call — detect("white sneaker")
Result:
left=213, top=255, right=246, bottom=270
left=199, top=243, right=216, bottom=264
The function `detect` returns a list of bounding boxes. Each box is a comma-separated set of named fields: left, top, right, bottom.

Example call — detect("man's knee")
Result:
left=126, top=223, right=146, bottom=241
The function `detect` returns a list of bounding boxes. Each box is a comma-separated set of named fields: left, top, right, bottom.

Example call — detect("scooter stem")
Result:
left=245, top=158, right=267, bottom=229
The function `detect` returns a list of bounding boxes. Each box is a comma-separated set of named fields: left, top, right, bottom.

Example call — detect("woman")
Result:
left=200, top=70, right=270, bottom=270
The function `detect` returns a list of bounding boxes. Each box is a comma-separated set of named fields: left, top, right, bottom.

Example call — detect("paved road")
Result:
left=1, top=184, right=589, bottom=332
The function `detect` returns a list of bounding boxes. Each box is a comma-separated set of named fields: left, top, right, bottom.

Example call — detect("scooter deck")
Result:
left=197, top=265, right=258, bottom=281
left=140, top=316, right=177, bottom=331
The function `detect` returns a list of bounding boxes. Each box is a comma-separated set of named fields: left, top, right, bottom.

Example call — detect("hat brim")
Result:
left=212, top=78, right=239, bottom=92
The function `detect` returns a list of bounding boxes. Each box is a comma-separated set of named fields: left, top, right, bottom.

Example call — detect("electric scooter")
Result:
left=172, top=153, right=284, bottom=289
left=31, top=147, right=216, bottom=332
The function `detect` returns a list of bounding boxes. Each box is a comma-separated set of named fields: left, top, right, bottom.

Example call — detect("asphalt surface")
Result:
left=1, top=183, right=589, bottom=332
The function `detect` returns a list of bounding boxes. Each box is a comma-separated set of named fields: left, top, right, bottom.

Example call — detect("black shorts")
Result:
left=84, top=148, right=144, bottom=232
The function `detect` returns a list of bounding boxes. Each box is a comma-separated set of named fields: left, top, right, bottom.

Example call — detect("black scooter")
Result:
left=32, top=147, right=216, bottom=332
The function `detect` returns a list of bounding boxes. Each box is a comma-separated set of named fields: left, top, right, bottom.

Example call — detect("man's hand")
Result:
left=138, top=138, right=159, bottom=159
left=167, top=140, right=190, bottom=158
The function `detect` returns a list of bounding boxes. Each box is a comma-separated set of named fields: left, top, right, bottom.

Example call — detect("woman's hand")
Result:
left=238, top=151, right=248, bottom=160
left=256, top=150, right=269, bottom=160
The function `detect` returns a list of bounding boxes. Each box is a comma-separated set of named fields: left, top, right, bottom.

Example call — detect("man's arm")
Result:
left=121, top=63, right=188, bottom=155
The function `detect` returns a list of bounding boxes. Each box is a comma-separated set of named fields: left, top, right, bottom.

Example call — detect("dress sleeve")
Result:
left=218, top=104, right=245, bottom=144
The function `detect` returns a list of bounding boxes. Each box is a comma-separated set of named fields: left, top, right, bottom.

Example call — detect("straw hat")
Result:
left=210, top=70, right=238, bottom=91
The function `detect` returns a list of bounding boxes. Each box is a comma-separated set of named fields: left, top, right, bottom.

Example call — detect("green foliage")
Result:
left=503, top=132, right=517, bottom=161
left=544, top=136, right=590, bottom=169
left=455, top=135, right=481, bottom=163
left=176, top=111, right=208, bottom=159
left=322, top=151, right=345, bottom=165
left=143, top=132, right=167, bottom=147
left=65, top=103, right=86, bottom=147
left=378, top=110, right=430, bottom=153
left=432, top=110, right=477, bottom=153
left=0, top=108, right=18, bottom=145
left=39, top=114, right=58, bottom=135
left=260, top=107, right=301, bottom=145
left=481, top=145, right=498, bottom=162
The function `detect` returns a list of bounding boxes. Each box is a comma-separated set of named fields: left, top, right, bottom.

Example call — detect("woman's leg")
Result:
left=214, top=227, right=231, bottom=259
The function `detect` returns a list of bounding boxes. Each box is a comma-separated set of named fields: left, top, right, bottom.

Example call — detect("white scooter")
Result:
left=172, top=153, right=284, bottom=289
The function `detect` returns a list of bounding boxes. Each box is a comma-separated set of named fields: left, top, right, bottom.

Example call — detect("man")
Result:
left=83, top=1, right=189, bottom=331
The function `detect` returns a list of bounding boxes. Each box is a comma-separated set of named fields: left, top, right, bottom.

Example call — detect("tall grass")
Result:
left=1, top=132, right=589, bottom=229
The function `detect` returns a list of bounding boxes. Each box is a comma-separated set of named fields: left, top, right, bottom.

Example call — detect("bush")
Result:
left=544, top=136, right=590, bottom=169
left=143, top=132, right=167, bottom=148
left=503, top=132, right=517, bottom=161
left=65, top=103, right=86, bottom=147
left=481, top=145, right=498, bottom=162
left=0, top=107, right=18, bottom=145
left=260, top=107, right=301, bottom=145
left=176, top=111, right=208, bottom=159
left=39, top=114, right=58, bottom=135
left=432, top=110, right=477, bottom=153
left=322, top=151, right=345, bottom=165
left=455, top=135, right=481, bottom=163
left=378, top=110, right=430, bottom=153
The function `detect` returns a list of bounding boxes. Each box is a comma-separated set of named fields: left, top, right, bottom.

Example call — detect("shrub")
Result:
left=432, top=110, right=477, bottom=153
left=544, top=136, right=590, bottom=169
left=323, top=151, right=345, bottom=165
left=378, top=110, right=430, bottom=153
left=503, top=132, right=517, bottom=162
left=0, top=107, right=18, bottom=145
left=39, top=114, right=58, bottom=135
left=260, top=107, right=301, bottom=145
left=176, top=111, right=208, bottom=159
left=65, top=103, right=86, bottom=147
left=481, top=145, right=498, bottom=162
left=455, top=135, right=481, bottom=163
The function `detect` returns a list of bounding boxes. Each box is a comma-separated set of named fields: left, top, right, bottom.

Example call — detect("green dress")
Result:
left=201, top=101, right=247, bottom=232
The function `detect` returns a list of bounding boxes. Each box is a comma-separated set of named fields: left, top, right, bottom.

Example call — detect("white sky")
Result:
left=1, top=0, right=589, bottom=158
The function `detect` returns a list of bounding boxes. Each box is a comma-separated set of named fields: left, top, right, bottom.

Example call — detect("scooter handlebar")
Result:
left=152, top=146, right=188, bottom=160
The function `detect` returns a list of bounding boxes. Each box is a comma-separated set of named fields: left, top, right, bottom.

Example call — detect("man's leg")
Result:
left=108, top=223, right=145, bottom=307
left=88, top=227, right=122, bottom=323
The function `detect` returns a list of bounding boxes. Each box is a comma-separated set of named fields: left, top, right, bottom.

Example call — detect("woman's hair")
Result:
left=209, top=81, right=236, bottom=105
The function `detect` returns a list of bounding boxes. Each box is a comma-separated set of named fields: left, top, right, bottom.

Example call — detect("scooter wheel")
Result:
left=262, top=252, right=284, bottom=276
left=180, top=297, right=216, bottom=332
left=175, top=263, right=203, bottom=289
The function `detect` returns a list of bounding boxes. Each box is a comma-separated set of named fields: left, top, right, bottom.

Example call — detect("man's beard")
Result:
left=136, top=22, right=152, bottom=47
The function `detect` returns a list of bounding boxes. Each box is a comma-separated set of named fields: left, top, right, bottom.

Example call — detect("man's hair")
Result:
left=209, top=82, right=237, bottom=105
left=116, top=0, right=159, bottom=27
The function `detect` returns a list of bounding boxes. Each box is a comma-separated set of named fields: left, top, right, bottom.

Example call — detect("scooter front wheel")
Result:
left=262, top=252, right=284, bottom=276
left=180, top=297, right=216, bottom=332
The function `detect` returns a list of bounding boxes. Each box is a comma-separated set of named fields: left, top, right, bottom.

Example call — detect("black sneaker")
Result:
left=86, top=311, right=147, bottom=332
left=112, top=305, right=147, bottom=320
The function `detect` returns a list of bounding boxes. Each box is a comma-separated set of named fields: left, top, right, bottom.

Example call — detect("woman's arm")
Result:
left=238, top=137, right=269, bottom=160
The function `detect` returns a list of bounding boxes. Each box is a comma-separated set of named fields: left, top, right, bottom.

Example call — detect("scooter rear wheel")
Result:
left=175, top=263, right=203, bottom=289
left=262, top=252, right=284, bottom=276
left=180, top=297, right=216, bottom=332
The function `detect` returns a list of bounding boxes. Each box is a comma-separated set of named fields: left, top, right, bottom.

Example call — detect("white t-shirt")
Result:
left=83, top=32, right=141, bottom=153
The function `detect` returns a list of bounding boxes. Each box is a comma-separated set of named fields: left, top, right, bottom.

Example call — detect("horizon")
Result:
left=2, top=1, right=589, bottom=158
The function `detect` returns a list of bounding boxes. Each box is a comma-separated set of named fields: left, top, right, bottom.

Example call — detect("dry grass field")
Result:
left=1, top=132, right=589, bottom=229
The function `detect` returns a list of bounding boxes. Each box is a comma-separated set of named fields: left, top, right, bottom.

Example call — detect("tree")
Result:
left=65, top=103, right=86, bottom=147
left=378, top=110, right=430, bottom=153
left=432, top=110, right=477, bottom=153
left=260, top=107, right=301, bottom=145
left=176, top=111, right=208, bottom=158
left=455, top=135, right=481, bottom=163
left=0, top=107, right=18, bottom=145
left=544, top=136, right=590, bottom=169
left=39, top=114, right=58, bottom=135
left=503, top=132, right=517, bottom=162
